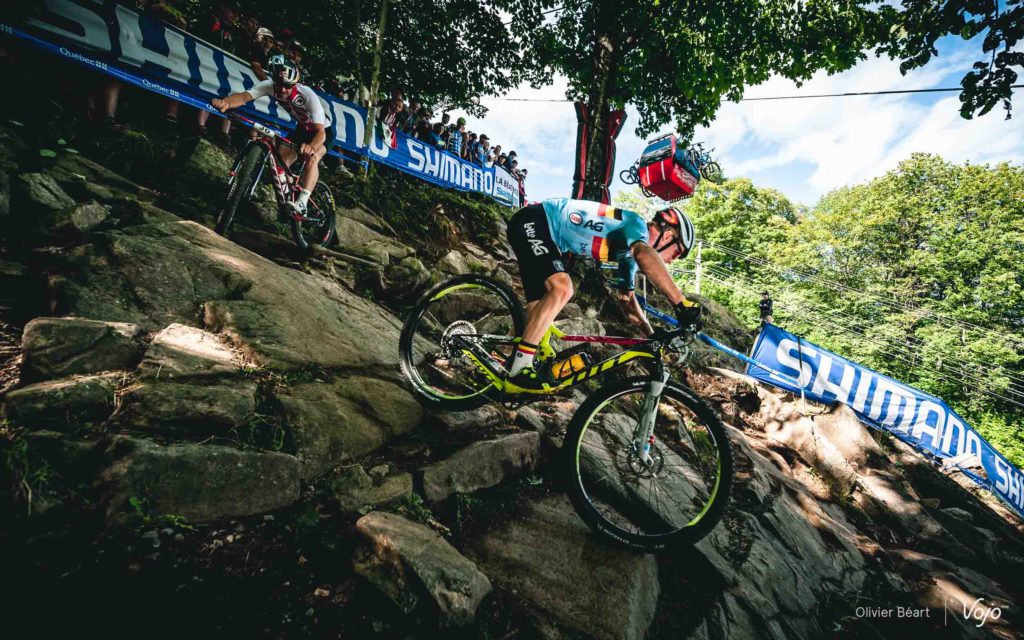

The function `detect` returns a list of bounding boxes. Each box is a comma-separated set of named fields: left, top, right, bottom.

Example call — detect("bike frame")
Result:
left=226, top=113, right=319, bottom=223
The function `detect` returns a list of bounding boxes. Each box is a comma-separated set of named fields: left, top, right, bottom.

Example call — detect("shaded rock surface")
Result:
left=115, top=380, right=257, bottom=436
left=354, top=511, right=491, bottom=628
left=98, top=436, right=300, bottom=525
left=420, top=432, right=540, bottom=502
left=329, top=464, right=413, bottom=513
left=466, top=494, right=659, bottom=640
left=4, top=372, right=121, bottom=427
left=276, top=375, right=423, bottom=479
left=21, top=317, right=143, bottom=381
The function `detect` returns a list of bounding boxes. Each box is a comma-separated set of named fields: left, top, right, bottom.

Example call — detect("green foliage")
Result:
left=684, top=155, right=1024, bottom=468
left=878, top=0, right=1023, bottom=119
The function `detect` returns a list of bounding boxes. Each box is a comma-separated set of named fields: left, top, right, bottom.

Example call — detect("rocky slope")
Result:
left=1, top=121, right=1022, bottom=640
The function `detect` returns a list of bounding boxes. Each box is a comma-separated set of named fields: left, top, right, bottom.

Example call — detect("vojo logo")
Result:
left=568, top=212, right=584, bottom=225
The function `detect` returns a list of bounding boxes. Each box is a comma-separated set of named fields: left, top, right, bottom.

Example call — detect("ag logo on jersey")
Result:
left=568, top=212, right=584, bottom=225
left=583, top=220, right=605, bottom=232
left=529, top=239, right=549, bottom=256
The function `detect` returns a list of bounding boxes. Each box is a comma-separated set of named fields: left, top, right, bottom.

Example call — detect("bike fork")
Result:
left=636, top=369, right=671, bottom=467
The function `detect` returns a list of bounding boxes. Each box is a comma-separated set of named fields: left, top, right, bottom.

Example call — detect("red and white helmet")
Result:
left=653, top=206, right=695, bottom=257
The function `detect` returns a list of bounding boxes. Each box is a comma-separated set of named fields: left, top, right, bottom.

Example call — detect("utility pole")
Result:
left=694, top=240, right=702, bottom=295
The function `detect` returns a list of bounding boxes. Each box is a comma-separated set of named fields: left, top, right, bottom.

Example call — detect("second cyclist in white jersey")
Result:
left=211, top=55, right=334, bottom=216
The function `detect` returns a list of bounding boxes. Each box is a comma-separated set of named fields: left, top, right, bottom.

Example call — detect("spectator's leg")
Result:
left=165, top=99, right=179, bottom=125
left=197, top=107, right=210, bottom=135
left=101, top=79, right=122, bottom=125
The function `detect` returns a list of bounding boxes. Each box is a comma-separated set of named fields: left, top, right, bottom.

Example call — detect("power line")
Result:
left=699, top=269, right=1024, bottom=410
left=742, top=84, right=1024, bottom=101
left=481, top=84, right=1024, bottom=103
left=698, top=261, right=1024, bottom=395
left=701, top=239, right=1024, bottom=347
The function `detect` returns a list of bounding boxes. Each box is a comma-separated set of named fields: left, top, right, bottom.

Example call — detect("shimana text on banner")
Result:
left=7, top=0, right=520, bottom=207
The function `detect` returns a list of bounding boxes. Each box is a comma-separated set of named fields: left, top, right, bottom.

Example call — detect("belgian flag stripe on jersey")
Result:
left=596, top=204, right=622, bottom=220
left=591, top=236, right=610, bottom=261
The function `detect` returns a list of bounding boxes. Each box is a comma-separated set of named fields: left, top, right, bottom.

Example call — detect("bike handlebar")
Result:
left=218, top=108, right=298, bottom=149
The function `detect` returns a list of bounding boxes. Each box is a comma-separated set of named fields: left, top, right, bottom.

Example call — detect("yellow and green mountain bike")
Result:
left=399, top=274, right=733, bottom=551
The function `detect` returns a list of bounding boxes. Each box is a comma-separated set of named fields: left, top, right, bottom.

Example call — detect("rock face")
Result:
left=21, top=317, right=144, bottom=381
left=353, top=511, right=492, bottom=628
left=139, top=323, right=242, bottom=379
left=276, top=376, right=423, bottom=479
left=419, top=432, right=540, bottom=502
left=466, top=494, right=659, bottom=640
left=98, top=436, right=300, bottom=525
left=115, top=381, right=258, bottom=436
left=4, top=372, right=121, bottom=428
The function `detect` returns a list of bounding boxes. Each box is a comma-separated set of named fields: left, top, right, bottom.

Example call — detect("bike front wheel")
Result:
left=564, top=377, right=733, bottom=552
left=290, top=181, right=337, bottom=250
left=216, top=143, right=265, bottom=236
left=399, top=274, right=525, bottom=411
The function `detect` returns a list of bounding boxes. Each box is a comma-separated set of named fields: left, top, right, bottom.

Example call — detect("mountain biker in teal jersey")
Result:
left=505, top=197, right=703, bottom=390
left=211, top=55, right=334, bottom=217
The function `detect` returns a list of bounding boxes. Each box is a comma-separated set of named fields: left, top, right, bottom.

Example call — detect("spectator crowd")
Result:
left=376, top=89, right=529, bottom=206
left=77, top=0, right=528, bottom=204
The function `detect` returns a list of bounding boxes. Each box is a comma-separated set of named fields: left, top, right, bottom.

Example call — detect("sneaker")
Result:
left=505, top=366, right=554, bottom=392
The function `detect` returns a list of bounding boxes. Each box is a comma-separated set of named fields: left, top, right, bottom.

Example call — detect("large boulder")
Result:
left=139, top=323, right=243, bottom=380
left=335, top=217, right=414, bottom=266
left=419, top=432, right=540, bottom=502
left=21, top=317, right=144, bottom=381
left=45, top=201, right=111, bottom=239
left=428, top=404, right=507, bottom=432
left=47, top=151, right=158, bottom=204
left=276, top=375, right=423, bottom=479
left=97, top=436, right=301, bottom=525
left=55, top=221, right=408, bottom=371
left=465, top=494, right=659, bottom=640
left=4, top=372, right=121, bottom=428
left=115, top=380, right=257, bottom=436
left=353, top=511, right=492, bottom=628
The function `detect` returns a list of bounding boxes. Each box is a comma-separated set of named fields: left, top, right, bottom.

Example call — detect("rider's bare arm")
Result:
left=631, top=241, right=688, bottom=306
left=617, top=291, right=655, bottom=336
left=211, top=92, right=255, bottom=112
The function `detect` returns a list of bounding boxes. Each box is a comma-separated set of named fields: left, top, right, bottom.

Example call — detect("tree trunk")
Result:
left=363, top=0, right=390, bottom=148
left=579, top=23, right=615, bottom=201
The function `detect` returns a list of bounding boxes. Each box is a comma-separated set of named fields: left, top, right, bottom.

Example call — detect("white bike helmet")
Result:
left=268, top=54, right=300, bottom=86
left=653, top=206, right=695, bottom=257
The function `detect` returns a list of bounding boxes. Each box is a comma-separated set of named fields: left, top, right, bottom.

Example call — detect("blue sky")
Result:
left=449, top=34, right=1023, bottom=209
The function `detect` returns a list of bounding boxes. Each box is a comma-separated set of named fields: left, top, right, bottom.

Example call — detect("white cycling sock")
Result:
left=508, top=342, right=537, bottom=376
left=296, top=188, right=312, bottom=206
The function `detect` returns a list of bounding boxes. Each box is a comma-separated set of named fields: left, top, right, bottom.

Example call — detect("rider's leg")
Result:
left=295, top=144, right=325, bottom=207
left=509, top=273, right=573, bottom=376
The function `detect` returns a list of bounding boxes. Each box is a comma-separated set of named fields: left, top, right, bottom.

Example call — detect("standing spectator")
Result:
left=247, top=27, right=276, bottom=81
left=447, top=117, right=465, bottom=156
left=496, top=153, right=508, bottom=169
left=518, top=168, right=528, bottom=206
left=505, top=150, right=517, bottom=171
left=143, top=0, right=188, bottom=126
left=286, top=40, right=311, bottom=80
left=492, top=144, right=502, bottom=160
left=414, top=108, right=432, bottom=140
left=196, top=2, right=239, bottom=141
left=377, top=87, right=403, bottom=148
left=463, top=132, right=478, bottom=161
left=759, top=291, right=774, bottom=326
left=400, top=99, right=420, bottom=132
left=476, top=135, right=490, bottom=166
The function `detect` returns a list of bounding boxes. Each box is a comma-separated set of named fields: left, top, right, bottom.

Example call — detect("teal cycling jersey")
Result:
left=541, top=198, right=649, bottom=290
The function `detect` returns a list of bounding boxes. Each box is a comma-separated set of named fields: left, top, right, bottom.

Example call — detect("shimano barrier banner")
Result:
left=7, top=0, right=516, bottom=205
left=748, top=323, right=1024, bottom=520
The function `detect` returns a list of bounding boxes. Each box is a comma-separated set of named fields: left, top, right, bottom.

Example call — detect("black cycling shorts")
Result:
left=506, top=204, right=566, bottom=302
left=290, top=123, right=337, bottom=150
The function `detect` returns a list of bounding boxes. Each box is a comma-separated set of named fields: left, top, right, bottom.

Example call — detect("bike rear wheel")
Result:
left=290, top=181, right=337, bottom=250
left=700, top=161, right=723, bottom=183
left=399, top=274, right=525, bottom=411
left=216, top=143, right=265, bottom=236
left=565, top=377, right=733, bottom=552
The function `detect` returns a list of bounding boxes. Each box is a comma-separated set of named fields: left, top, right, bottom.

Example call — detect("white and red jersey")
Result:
left=246, top=81, right=331, bottom=130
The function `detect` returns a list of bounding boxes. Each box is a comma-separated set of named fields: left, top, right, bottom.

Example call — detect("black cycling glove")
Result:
left=675, top=299, right=703, bottom=331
